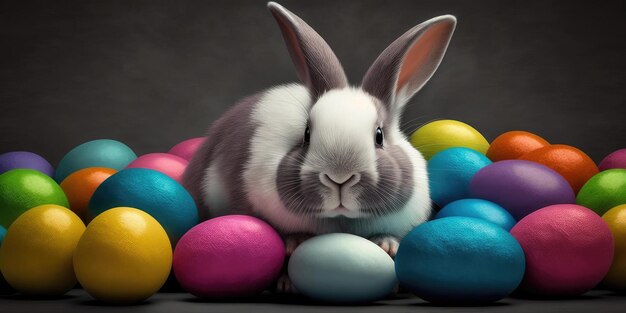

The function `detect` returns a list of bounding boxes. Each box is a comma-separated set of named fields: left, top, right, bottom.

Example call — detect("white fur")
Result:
left=304, top=88, right=380, bottom=217
left=239, top=83, right=430, bottom=238
left=203, top=160, right=230, bottom=217
left=243, top=84, right=319, bottom=233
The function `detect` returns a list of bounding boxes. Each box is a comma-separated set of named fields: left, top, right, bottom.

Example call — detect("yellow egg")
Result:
left=602, top=204, right=626, bottom=290
left=0, top=204, right=85, bottom=296
left=410, top=120, right=490, bottom=160
left=73, top=207, right=172, bottom=304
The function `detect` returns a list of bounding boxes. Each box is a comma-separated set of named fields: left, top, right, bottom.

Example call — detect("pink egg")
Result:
left=599, top=149, right=626, bottom=171
left=173, top=215, right=285, bottom=298
left=511, top=204, right=614, bottom=296
left=168, top=137, right=205, bottom=161
left=125, top=153, right=188, bottom=183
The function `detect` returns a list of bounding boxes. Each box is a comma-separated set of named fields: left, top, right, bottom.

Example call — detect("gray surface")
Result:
left=1, top=0, right=625, bottom=164
left=1, top=289, right=626, bottom=313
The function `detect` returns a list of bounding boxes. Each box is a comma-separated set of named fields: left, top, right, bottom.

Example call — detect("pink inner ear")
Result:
left=397, top=23, right=451, bottom=92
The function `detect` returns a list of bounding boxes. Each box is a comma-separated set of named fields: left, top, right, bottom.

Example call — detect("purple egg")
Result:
left=0, top=151, right=54, bottom=177
left=469, top=160, right=575, bottom=220
left=599, top=149, right=626, bottom=171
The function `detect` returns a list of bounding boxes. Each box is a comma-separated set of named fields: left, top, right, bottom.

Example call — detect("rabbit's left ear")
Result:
left=268, top=2, right=348, bottom=100
left=362, top=15, right=456, bottom=113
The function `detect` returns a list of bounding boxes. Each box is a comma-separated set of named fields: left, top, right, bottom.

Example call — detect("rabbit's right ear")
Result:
left=361, top=15, right=456, bottom=116
left=268, top=2, right=348, bottom=100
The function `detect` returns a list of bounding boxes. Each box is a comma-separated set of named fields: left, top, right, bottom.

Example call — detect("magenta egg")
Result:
left=125, top=153, right=188, bottom=183
left=168, top=137, right=205, bottom=161
left=173, top=215, right=285, bottom=298
left=469, top=160, right=575, bottom=220
left=511, top=204, right=614, bottom=296
left=599, top=149, right=626, bottom=171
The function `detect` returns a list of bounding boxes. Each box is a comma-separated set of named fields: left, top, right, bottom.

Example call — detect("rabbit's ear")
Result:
left=268, top=2, right=348, bottom=99
left=362, top=15, right=456, bottom=113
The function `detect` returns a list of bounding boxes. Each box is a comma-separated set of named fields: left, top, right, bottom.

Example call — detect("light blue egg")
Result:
left=288, top=233, right=397, bottom=303
left=0, top=225, right=5, bottom=243
left=428, top=147, right=492, bottom=207
left=435, top=199, right=516, bottom=230
left=89, top=168, right=198, bottom=245
left=395, top=217, right=525, bottom=303
left=55, top=139, right=137, bottom=182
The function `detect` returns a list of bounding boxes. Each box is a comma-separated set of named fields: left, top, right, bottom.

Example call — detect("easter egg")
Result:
left=469, top=160, right=575, bottom=220
left=599, top=149, right=626, bottom=171
left=125, top=153, right=188, bottom=183
left=55, top=139, right=136, bottom=182
left=60, top=167, right=117, bottom=222
left=519, top=144, right=598, bottom=193
left=0, top=205, right=85, bottom=296
left=289, top=233, right=396, bottom=303
left=0, top=225, right=11, bottom=294
left=435, top=199, right=516, bottom=231
left=74, top=207, right=172, bottom=303
left=602, top=204, right=626, bottom=290
left=89, top=168, right=198, bottom=244
left=428, top=147, right=492, bottom=207
left=0, top=151, right=54, bottom=177
left=173, top=215, right=284, bottom=298
left=168, top=137, right=205, bottom=161
left=511, top=204, right=613, bottom=296
left=486, top=131, right=549, bottom=162
left=576, top=169, right=626, bottom=216
left=0, top=169, right=69, bottom=228
left=410, top=120, right=489, bottom=160
left=395, top=217, right=525, bottom=303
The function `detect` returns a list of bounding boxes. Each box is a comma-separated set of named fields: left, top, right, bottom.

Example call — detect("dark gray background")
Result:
left=1, top=0, right=625, bottom=164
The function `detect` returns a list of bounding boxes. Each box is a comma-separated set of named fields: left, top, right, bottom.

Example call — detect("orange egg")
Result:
left=519, top=144, right=599, bottom=193
left=486, top=131, right=550, bottom=162
left=60, top=167, right=117, bottom=222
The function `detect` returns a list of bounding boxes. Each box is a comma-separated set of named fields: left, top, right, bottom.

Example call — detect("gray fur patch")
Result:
left=358, top=145, right=414, bottom=215
left=276, top=146, right=324, bottom=216
left=182, top=93, right=262, bottom=220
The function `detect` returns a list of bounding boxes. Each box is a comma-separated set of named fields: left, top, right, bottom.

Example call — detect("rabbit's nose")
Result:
left=320, top=172, right=361, bottom=190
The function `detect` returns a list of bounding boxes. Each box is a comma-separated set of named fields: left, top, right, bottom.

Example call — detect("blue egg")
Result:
left=428, top=147, right=492, bottom=207
left=0, top=225, right=11, bottom=294
left=89, top=168, right=198, bottom=244
left=395, top=217, right=525, bottom=303
left=435, top=199, right=516, bottom=231
left=55, top=139, right=137, bottom=182
left=289, top=233, right=397, bottom=303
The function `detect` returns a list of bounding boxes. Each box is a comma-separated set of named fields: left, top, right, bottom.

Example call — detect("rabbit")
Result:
left=182, top=1, right=456, bottom=289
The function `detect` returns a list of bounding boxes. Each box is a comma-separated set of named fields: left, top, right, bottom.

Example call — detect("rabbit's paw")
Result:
left=370, top=235, right=400, bottom=258
left=284, top=233, right=314, bottom=256
left=275, top=272, right=299, bottom=294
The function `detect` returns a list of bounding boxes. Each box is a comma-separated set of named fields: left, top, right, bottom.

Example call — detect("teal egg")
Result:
left=55, top=139, right=137, bottom=182
left=0, top=225, right=13, bottom=294
left=395, top=217, right=525, bottom=303
left=288, top=233, right=397, bottom=303
left=89, top=168, right=198, bottom=244
left=428, top=147, right=492, bottom=207
left=435, top=199, right=516, bottom=230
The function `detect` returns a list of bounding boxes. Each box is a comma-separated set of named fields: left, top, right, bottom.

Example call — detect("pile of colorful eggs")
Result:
left=0, top=119, right=625, bottom=306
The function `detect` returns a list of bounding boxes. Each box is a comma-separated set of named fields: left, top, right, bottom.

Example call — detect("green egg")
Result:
left=0, top=169, right=69, bottom=228
left=576, top=169, right=626, bottom=216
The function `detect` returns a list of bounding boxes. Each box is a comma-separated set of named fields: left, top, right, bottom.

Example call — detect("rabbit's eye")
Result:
left=375, top=127, right=384, bottom=146
left=304, top=127, right=311, bottom=144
